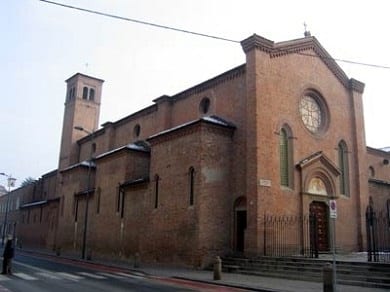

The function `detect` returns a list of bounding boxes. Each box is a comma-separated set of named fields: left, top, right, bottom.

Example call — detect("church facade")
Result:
left=2, top=33, right=389, bottom=266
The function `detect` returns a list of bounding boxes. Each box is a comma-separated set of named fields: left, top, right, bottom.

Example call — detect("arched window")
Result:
left=279, top=127, right=293, bottom=187
left=154, top=175, right=159, bottom=209
left=68, top=87, right=75, bottom=101
left=189, top=167, right=195, bottom=206
left=91, top=143, right=96, bottom=154
left=199, top=97, right=210, bottom=114
left=133, top=124, right=141, bottom=138
left=368, top=166, right=375, bottom=178
left=387, top=200, right=390, bottom=224
left=338, top=140, right=350, bottom=196
left=96, top=187, right=101, bottom=214
left=82, top=87, right=88, bottom=99
left=89, top=88, right=95, bottom=101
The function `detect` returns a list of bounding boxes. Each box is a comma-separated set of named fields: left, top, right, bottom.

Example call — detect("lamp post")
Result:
left=0, top=173, right=16, bottom=246
left=74, top=126, right=94, bottom=260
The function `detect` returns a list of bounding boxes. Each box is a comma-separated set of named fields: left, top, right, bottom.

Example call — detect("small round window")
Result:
left=199, top=97, right=210, bottom=114
left=299, top=92, right=328, bottom=135
left=133, top=124, right=141, bottom=138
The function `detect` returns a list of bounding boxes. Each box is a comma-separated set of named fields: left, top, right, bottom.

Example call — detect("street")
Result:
left=0, top=252, right=240, bottom=292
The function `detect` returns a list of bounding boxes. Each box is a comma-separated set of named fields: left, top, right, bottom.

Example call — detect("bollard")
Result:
left=323, top=263, right=334, bottom=292
left=86, top=249, right=92, bottom=260
left=213, top=256, right=222, bottom=280
left=134, top=252, right=140, bottom=268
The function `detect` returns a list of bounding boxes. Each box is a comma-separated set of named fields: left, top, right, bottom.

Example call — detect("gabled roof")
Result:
left=20, top=200, right=47, bottom=209
left=369, top=178, right=390, bottom=186
left=241, top=34, right=364, bottom=93
left=65, top=72, right=104, bottom=83
left=298, top=151, right=341, bottom=176
left=60, top=160, right=96, bottom=173
left=119, top=177, right=149, bottom=189
left=95, top=141, right=150, bottom=161
left=148, top=115, right=236, bottom=141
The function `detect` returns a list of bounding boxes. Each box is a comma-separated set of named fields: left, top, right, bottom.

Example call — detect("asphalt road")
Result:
left=0, top=253, right=198, bottom=292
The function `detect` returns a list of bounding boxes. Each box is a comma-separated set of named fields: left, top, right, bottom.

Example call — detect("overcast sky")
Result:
left=1, top=0, right=389, bottom=187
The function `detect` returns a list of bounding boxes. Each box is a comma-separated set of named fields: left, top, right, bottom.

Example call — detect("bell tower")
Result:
left=58, top=73, right=104, bottom=170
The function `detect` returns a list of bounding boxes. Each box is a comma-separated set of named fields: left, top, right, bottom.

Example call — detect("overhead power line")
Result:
left=38, top=0, right=239, bottom=44
left=39, top=0, right=390, bottom=70
left=296, top=51, right=390, bottom=70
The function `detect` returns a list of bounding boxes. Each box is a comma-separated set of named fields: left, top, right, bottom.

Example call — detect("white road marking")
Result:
left=55, top=272, right=84, bottom=281
left=13, top=273, right=38, bottom=280
left=115, top=272, right=144, bottom=279
left=35, top=272, right=61, bottom=280
left=77, top=272, right=107, bottom=279
left=98, top=272, right=126, bottom=279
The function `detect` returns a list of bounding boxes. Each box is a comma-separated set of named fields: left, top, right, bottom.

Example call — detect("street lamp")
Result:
left=0, top=173, right=16, bottom=246
left=74, top=126, right=95, bottom=259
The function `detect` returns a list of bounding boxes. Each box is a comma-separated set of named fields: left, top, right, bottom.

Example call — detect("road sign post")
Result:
left=329, top=199, right=337, bottom=291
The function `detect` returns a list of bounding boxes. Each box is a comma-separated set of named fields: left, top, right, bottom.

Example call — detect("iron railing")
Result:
left=366, top=206, right=390, bottom=262
left=263, top=214, right=318, bottom=258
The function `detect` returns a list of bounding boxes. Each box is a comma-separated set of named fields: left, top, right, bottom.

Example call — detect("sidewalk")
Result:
left=135, top=263, right=389, bottom=292
left=13, top=248, right=390, bottom=292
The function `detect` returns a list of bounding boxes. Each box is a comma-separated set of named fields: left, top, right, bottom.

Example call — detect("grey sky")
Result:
left=1, top=0, right=389, bottom=187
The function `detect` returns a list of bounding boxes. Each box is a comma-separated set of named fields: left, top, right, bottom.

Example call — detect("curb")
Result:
left=17, top=248, right=147, bottom=276
left=16, top=248, right=282, bottom=291
left=173, top=276, right=284, bottom=292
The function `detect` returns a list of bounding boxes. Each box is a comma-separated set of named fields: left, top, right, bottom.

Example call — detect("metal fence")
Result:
left=263, top=214, right=318, bottom=258
left=366, top=206, right=390, bottom=262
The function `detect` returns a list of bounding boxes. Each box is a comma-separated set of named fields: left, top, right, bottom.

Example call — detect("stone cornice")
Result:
left=65, top=72, right=105, bottom=83
left=349, top=78, right=365, bottom=93
left=173, top=65, right=246, bottom=101
left=367, top=146, right=390, bottom=157
left=153, top=95, right=172, bottom=104
left=241, top=34, right=363, bottom=93
left=241, top=34, right=274, bottom=53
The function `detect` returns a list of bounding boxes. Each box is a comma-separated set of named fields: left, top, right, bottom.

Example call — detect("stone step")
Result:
left=221, top=256, right=390, bottom=289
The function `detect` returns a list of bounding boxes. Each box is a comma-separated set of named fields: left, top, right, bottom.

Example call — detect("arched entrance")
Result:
left=310, top=201, right=329, bottom=251
left=234, top=197, right=247, bottom=252
left=298, top=152, right=340, bottom=255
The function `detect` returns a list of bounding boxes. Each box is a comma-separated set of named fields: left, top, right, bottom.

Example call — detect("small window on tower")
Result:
left=82, top=87, right=88, bottom=99
left=89, top=88, right=95, bottom=101
left=69, top=87, right=76, bottom=101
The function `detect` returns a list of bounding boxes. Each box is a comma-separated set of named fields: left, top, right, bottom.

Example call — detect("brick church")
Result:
left=3, top=33, right=390, bottom=266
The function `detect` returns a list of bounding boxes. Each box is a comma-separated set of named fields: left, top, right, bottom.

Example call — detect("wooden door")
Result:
left=310, top=201, right=329, bottom=251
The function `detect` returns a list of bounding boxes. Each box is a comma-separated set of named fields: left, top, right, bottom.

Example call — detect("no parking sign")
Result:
left=330, top=199, right=337, bottom=219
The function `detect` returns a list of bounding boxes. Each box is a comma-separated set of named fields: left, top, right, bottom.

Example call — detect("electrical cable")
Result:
left=39, top=0, right=390, bottom=70
left=38, top=0, right=239, bottom=44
